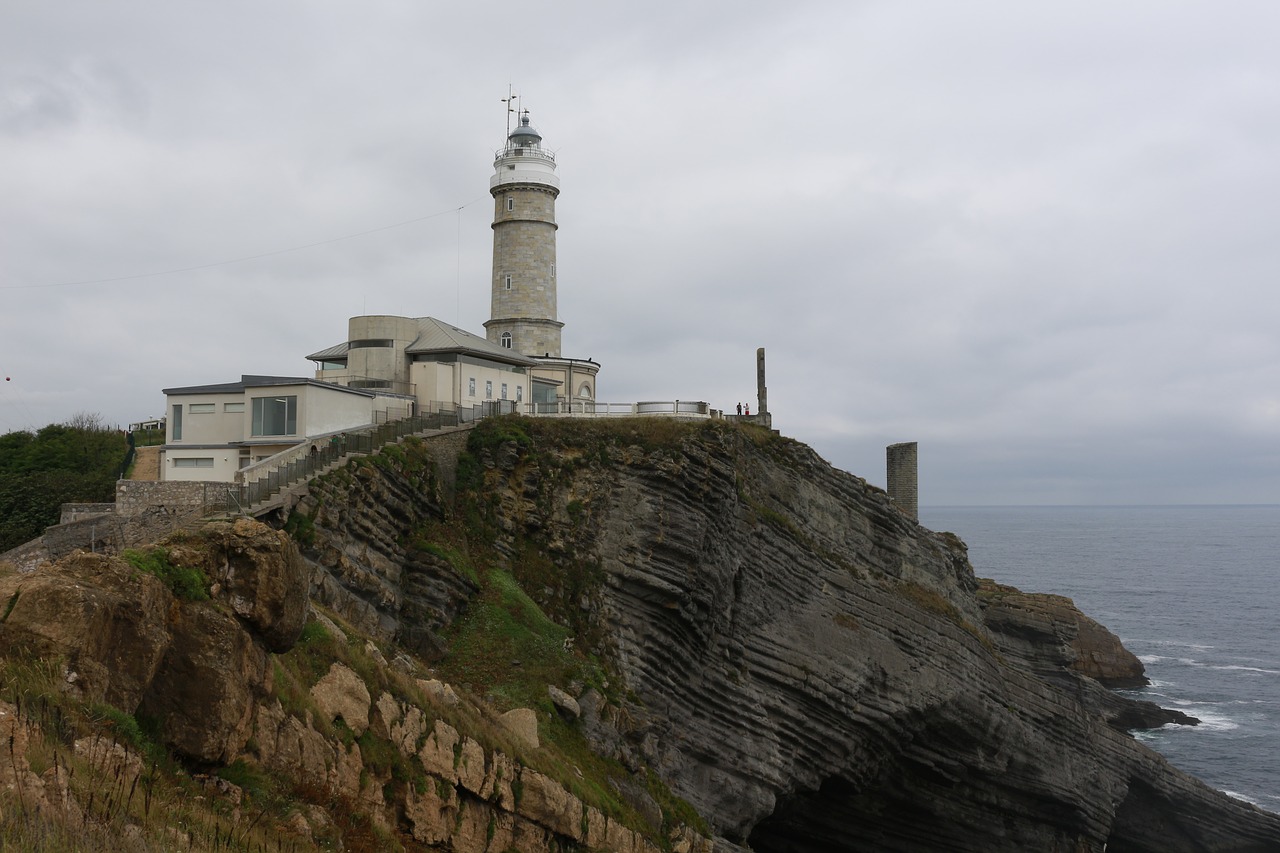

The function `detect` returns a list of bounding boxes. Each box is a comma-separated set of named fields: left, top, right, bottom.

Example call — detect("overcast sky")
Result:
left=2, top=1, right=1279, bottom=505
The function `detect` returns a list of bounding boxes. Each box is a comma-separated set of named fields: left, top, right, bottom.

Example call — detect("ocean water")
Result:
left=920, top=505, right=1280, bottom=813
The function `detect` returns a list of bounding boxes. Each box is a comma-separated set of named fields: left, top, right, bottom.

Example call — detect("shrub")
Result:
left=121, top=548, right=208, bottom=601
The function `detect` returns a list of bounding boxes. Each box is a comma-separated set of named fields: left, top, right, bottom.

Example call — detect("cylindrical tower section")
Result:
left=886, top=442, right=919, bottom=520
left=485, top=111, right=565, bottom=357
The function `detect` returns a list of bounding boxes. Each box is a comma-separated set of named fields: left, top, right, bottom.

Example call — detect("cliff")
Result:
left=1, top=416, right=1277, bottom=852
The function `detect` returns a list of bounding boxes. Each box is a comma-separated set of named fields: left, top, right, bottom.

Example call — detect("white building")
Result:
left=306, top=316, right=537, bottom=411
left=160, top=375, right=392, bottom=482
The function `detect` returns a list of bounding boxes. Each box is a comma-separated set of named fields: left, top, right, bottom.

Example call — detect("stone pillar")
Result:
left=886, top=442, right=918, bottom=519
left=756, top=347, right=768, bottom=416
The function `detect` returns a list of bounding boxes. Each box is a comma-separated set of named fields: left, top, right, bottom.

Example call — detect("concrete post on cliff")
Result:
left=886, top=442, right=918, bottom=520
left=756, top=347, right=772, bottom=428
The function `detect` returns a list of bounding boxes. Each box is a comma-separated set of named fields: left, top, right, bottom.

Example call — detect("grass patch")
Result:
left=121, top=547, right=208, bottom=601
left=439, top=568, right=576, bottom=710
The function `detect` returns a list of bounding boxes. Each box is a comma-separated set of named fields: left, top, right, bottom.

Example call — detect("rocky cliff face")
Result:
left=2, top=418, right=1278, bottom=852
left=438, top=419, right=1280, bottom=852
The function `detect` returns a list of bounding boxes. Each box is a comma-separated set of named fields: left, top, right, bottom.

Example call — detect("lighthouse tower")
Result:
left=485, top=109, right=599, bottom=407
left=485, top=110, right=563, bottom=357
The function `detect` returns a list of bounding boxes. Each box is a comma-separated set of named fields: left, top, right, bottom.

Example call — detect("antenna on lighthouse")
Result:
left=502, top=84, right=519, bottom=137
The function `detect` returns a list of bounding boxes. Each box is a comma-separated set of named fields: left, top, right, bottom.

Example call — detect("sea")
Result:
left=920, top=505, right=1280, bottom=814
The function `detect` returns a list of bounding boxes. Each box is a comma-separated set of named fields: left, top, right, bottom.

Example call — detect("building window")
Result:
left=188, top=403, right=215, bottom=414
left=468, top=378, right=476, bottom=397
left=516, top=385, right=523, bottom=403
left=506, top=196, right=514, bottom=211
left=251, top=395, right=297, bottom=437
left=485, top=381, right=493, bottom=400
left=500, top=332, right=512, bottom=349
left=504, top=273, right=512, bottom=290
left=550, top=261, right=555, bottom=281
left=173, top=457, right=214, bottom=468
left=224, top=402, right=245, bottom=413
left=172, top=404, right=183, bottom=441
left=348, top=339, right=394, bottom=349
left=501, top=383, right=508, bottom=400
left=577, top=383, right=592, bottom=399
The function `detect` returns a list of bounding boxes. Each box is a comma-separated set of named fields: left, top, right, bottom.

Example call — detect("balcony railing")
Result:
left=494, top=144, right=555, bottom=163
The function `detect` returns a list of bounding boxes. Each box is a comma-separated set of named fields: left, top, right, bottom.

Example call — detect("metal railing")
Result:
left=523, top=400, right=715, bottom=418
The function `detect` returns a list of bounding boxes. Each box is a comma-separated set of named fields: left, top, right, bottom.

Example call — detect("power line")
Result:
left=1, top=197, right=487, bottom=291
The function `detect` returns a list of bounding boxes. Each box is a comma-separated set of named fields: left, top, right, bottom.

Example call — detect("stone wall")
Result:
left=60, top=503, right=115, bottom=524
left=115, top=480, right=227, bottom=518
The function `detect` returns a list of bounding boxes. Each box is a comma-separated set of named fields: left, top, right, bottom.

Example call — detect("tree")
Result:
left=0, top=414, right=126, bottom=552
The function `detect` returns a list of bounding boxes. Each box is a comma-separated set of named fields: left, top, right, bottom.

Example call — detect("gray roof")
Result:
left=306, top=342, right=350, bottom=361
left=163, top=374, right=376, bottom=397
left=306, top=317, right=536, bottom=367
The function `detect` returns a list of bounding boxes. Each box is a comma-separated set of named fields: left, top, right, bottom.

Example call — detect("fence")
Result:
left=524, top=400, right=715, bottom=418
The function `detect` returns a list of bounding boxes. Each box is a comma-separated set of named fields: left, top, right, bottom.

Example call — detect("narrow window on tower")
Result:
left=506, top=196, right=514, bottom=211
left=504, top=274, right=512, bottom=290
left=500, top=332, right=512, bottom=349
left=550, top=261, right=555, bottom=281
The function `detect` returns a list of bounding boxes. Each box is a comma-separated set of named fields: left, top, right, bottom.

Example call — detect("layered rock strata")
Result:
left=448, top=419, right=1280, bottom=852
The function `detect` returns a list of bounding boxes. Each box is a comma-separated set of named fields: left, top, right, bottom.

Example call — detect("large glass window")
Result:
left=251, top=395, right=297, bottom=436
left=172, top=404, right=183, bottom=440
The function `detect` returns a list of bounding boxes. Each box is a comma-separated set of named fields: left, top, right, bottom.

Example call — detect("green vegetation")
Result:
left=0, top=413, right=128, bottom=552
left=121, top=547, right=209, bottom=601
left=283, top=507, right=318, bottom=547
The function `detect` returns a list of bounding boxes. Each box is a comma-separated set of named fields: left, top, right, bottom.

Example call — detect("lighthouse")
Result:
left=485, top=110, right=563, bottom=357
left=485, top=109, right=599, bottom=407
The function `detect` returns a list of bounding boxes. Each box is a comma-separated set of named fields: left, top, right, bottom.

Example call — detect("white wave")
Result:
left=1133, top=639, right=1215, bottom=651
left=1138, top=655, right=1169, bottom=664
left=1209, top=664, right=1280, bottom=675
left=1176, top=708, right=1240, bottom=731
left=1224, top=790, right=1262, bottom=807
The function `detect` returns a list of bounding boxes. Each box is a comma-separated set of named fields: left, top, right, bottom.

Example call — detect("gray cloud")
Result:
left=2, top=1, right=1278, bottom=504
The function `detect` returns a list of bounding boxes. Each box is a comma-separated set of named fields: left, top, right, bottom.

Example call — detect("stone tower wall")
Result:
left=886, top=442, right=919, bottom=520
left=488, top=185, right=561, bottom=357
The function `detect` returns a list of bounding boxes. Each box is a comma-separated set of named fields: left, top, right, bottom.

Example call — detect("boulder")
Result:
left=175, top=518, right=309, bottom=652
left=139, top=602, right=269, bottom=763
left=548, top=684, right=581, bottom=720
left=499, top=707, right=539, bottom=749
left=0, top=552, right=173, bottom=712
left=309, top=662, right=371, bottom=736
